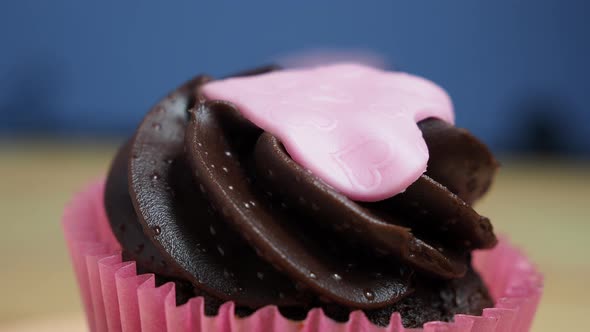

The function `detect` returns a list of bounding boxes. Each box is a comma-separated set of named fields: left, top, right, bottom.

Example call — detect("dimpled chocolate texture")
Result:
left=104, top=65, right=498, bottom=328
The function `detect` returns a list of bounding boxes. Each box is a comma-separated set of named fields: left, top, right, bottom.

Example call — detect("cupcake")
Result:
left=63, top=63, right=543, bottom=331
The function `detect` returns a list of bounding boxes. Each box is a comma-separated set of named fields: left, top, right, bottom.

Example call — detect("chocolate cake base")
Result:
left=362, top=267, right=492, bottom=327
left=150, top=263, right=492, bottom=329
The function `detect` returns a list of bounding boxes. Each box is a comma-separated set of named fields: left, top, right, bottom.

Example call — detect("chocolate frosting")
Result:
left=105, top=67, right=498, bottom=311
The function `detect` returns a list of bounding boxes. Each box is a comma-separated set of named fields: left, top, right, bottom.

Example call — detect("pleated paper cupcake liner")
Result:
left=63, top=180, right=543, bottom=332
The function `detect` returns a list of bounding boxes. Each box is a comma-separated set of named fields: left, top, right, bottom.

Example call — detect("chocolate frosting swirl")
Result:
left=105, top=67, right=498, bottom=311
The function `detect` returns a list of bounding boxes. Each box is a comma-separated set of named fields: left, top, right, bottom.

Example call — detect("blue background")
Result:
left=1, top=0, right=588, bottom=155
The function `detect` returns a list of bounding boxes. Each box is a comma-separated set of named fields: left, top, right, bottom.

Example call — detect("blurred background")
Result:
left=0, top=1, right=588, bottom=331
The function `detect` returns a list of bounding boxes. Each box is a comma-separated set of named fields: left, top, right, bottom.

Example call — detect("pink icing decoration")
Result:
left=202, top=63, right=454, bottom=201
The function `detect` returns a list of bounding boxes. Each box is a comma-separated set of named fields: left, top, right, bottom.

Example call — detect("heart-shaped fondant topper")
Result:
left=202, top=63, right=454, bottom=201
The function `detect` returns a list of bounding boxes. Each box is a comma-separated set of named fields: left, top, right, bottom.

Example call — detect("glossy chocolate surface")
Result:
left=105, top=68, right=498, bottom=312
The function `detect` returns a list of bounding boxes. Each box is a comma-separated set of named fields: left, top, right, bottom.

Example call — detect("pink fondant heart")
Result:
left=332, top=139, right=391, bottom=190
left=202, top=63, right=454, bottom=201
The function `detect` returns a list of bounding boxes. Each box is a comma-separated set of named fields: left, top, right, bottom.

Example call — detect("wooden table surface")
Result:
left=0, top=140, right=588, bottom=331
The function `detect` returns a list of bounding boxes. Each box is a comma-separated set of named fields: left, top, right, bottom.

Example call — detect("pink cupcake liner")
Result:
left=63, top=181, right=543, bottom=332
